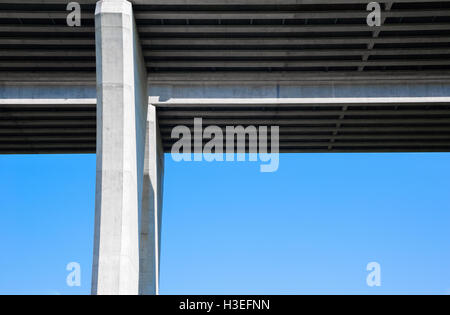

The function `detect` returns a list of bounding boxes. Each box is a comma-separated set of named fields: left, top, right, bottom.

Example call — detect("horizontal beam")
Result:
left=0, top=12, right=95, bottom=19
left=2, top=97, right=450, bottom=107
left=0, top=111, right=95, bottom=117
left=4, top=23, right=450, bottom=34
left=4, top=36, right=450, bottom=47
left=134, top=10, right=450, bottom=20
left=147, top=60, right=450, bottom=69
left=0, top=136, right=95, bottom=141
left=159, top=126, right=450, bottom=133
left=0, top=99, right=96, bottom=105
left=158, top=118, right=450, bottom=125
left=142, top=36, right=450, bottom=46
left=3, top=60, right=450, bottom=69
left=1, top=70, right=449, bottom=85
left=0, top=26, right=95, bottom=33
left=162, top=143, right=450, bottom=151
left=3, top=97, right=450, bottom=106
left=0, top=128, right=96, bottom=134
left=3, top=147, right=449, bottom=154
left=162, top=148, right=450, bottom=153
left=0, top=49, right=96, bottom=57
left=4, top=109, right=449, bottom=119
left=153, top=97, right=450, bottom=106
left=161, top=141, right=450, bottom=147
left=2, top=48, right=450, bottom=58
left=128, top=0, right=445, bottom=4
left=0, top=0, right=436, bottom=5
left=148, top=71, right=450, bottom=84
left=158, top=109, right=450, bottom=117
left=0, top=149, right=95, bottom=154
left=4, top=134, right=449, bottom=143
left=161, top=134, right=450, bottom=141
left=0, top=38, right=94, bottom=45
left=138, top=23, right=450, bottom=33
left=146, top=48, right=450, bottom=58
left=0, top=120, right=95, bottom=127
left=1, top=9, right=448, bottom=20
left=0, top=143, right=95, bottom=149
left=0, top=0, right=97, bottom=3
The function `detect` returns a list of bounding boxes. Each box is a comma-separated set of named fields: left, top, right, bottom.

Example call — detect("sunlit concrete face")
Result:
left=92, top=0, right=141, bottom=295
left=91, top=0, right=164, bottom=296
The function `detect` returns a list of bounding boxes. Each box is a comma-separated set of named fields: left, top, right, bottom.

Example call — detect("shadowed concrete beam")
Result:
left=139, top=105, right=165, bottom=295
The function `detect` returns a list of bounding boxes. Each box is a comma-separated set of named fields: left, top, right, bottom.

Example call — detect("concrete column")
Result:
left=92, top=0, right=148, bottom=295
left=139, top=105, right=165, bottom=295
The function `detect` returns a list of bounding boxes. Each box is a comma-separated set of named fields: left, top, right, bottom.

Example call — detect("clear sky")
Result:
left=0, top=153, right=449, bottom=295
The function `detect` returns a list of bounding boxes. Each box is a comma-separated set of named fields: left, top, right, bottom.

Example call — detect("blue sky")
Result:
left=0, top=153, right=449, bottom=295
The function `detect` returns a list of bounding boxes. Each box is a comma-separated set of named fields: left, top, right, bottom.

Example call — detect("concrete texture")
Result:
left=2, top=1, right=450, bottom=76
left=2, top=82, right=450, bottom=154
left=139, top=105, right=165, bottom=295
left=1, top=0, right=450, bottom=295
left=92, top=0, right=148, bottom=295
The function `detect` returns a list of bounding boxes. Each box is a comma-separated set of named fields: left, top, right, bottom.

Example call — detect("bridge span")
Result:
left=1, top=0, right=450, bottom=295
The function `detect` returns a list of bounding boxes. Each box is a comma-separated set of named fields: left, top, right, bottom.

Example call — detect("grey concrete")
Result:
left=139, top=105, right=165, bottom=295
left=2, top=81, right=450, bottom=102
left=2, top=1, right=450, bottom=75
left=2, top=81, right=450, bottom=101
left=149, top=82, right=450, bottom=101
left=1, top=0, right=450, bottom=295
left=2, top=81, right=450, bottom=154
left=92, top=0, right=149, bottom=295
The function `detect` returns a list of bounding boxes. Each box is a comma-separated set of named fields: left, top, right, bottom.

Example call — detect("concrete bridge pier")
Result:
left=139, top=105, right=165, bottom=295
left=92, top=0, right=164, bottom=295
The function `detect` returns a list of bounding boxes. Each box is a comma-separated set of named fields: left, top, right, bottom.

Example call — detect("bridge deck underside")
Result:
left=0, top=0, right=449, bottom=74
left=1, top=1, right=450, bottom=154
left=1, top=100, right=450, bottom=154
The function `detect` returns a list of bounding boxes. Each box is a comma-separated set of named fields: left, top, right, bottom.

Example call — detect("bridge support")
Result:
left=139, top=105, right=165, bottom=295
left=92, top=0, right=164, bottom=295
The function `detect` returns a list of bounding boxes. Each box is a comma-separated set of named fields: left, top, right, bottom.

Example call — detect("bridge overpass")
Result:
left=1, top=0, right=450, bottom=295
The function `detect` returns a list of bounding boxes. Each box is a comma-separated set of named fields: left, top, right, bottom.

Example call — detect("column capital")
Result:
left=95, top=0, right=132, bottom=16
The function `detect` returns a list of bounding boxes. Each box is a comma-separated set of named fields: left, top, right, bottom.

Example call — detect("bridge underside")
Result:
left=1, top=0, right=450, bottom=73
left=2, top=83, right=450, bottom=154
left=1, top=0, right=450, bottom=154
left=2, top=0, right=450, bottom=297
